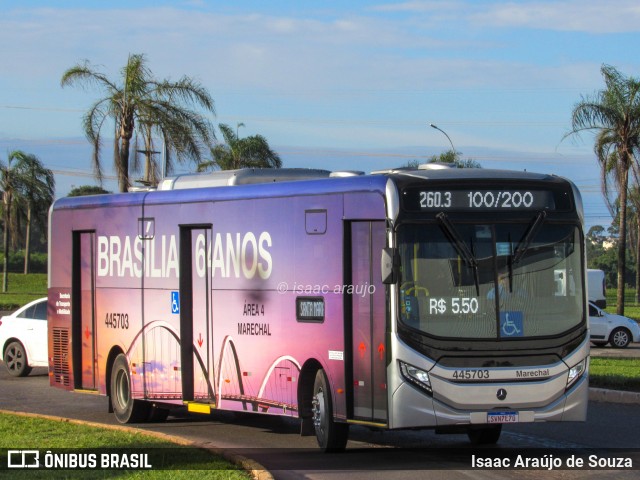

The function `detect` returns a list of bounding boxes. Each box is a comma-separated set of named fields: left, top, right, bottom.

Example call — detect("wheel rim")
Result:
left=6, top=345, right=24, bottom=373
left=115, top=368, right=130, bottom=410
left=312, top=386, right=326, bottom=435
left=613, top=330, right=629, bottom=347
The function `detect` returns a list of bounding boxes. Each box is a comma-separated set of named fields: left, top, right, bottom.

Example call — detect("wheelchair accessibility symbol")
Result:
left=171, top=291, right=180, bottom=314
left=500, top=311, right=523, bottom=337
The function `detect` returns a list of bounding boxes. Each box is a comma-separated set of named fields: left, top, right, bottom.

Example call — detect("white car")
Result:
left=588, top=301, right=640, bottom=348
left=0, top=298, right=48, bottom=376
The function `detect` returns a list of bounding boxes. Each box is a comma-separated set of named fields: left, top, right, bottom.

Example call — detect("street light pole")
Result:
left=429, top=123, right=456, bottom=154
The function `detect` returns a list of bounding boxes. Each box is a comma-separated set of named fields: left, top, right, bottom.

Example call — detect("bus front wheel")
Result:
left=110, top=354, right=149, bottom=423
left=312, top=369, right=348, bottom=452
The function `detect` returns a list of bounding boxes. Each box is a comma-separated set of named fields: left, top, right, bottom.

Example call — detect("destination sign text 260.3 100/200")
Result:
left=413, top=190, right=554, bottom=211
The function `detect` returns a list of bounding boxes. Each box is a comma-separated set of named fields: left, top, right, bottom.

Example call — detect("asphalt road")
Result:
left=0, top=361, right=639, bottom=479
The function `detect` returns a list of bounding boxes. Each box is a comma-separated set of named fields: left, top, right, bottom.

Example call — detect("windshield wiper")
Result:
left=436, top=212, right=480, bottom=296
left=512, top=210, right=547, bottom=265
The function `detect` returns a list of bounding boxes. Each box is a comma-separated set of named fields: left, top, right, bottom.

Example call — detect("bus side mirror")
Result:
left=381, top=247, right=398, bottom=285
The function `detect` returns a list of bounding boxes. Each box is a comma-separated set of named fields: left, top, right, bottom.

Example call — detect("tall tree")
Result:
left=0, top=154, right=16, bottom=292
left=10, top=152, right=55, bottom=274
left=0, top=150, right=53, bottom=292
left=567, top=65, right=640, bottom=315
left=197, top=123, right=282, bottom=171
left=61, top=53, right=216, bottom=192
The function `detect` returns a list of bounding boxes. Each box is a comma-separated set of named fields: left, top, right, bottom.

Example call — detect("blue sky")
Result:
left=2, top=0, right=640, bottom=228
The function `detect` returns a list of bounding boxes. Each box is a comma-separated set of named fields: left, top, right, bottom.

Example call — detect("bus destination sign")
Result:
left=406, top=189, right=556, bottom=212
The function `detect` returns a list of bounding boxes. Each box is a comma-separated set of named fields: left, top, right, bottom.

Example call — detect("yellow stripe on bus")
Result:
left=185, top=402, right=213, bottom=415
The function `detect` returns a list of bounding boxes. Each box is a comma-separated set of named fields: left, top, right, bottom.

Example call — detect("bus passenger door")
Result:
left=179, top=226, right=215, bottom=404
left=350, top=221, right=387, bottom=423
left=72, top=231, right=97, bottom=390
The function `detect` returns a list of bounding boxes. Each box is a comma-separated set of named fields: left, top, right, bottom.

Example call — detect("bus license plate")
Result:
left=487, top=411, right=518, bottom=423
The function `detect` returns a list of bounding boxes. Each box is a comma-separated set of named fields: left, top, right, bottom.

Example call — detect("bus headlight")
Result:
left=399, top=361, right=432, bottom=395
left=566, top=359, right=586, bottom=389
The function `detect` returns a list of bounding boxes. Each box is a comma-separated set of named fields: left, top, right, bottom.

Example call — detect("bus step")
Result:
left=73, top=389, right=99, bottom=395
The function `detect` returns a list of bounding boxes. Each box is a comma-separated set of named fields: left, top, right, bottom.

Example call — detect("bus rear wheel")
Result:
left=312, top=369, right=348, bottom=452
left=110, top=354, right=150, bottom=423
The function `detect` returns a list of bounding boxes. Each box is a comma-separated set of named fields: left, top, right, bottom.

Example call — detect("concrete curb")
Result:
left=0, top=409, right=274, bottom=480
left=589, top=388, right=640, bottom=405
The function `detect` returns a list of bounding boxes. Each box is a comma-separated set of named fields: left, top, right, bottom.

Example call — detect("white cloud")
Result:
left=0, top=3, right=596, bottom=100
left=372, top=1, right=466, bottom=14
left=375, top=0, right=640, bottom=33
left=474, top=0, right=640, bottom=33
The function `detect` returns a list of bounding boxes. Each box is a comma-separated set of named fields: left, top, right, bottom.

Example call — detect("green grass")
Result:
left=618, top=305, right=640, bottom=321
left=590, top=357, right=640, bottom=392
left=604, top=288, right=640, bottom=321
left=0, top=412, right=250, bottom=478
left=0, top=273, right=47, bottom=310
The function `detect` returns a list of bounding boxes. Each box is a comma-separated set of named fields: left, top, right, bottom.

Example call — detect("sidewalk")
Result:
left=589, top=387, right=640, bottom=404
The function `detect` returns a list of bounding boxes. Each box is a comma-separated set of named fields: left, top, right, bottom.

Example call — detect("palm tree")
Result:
left=0, top=151, right=54, bottom=286
left=0, top=156, right=14, bottom=292
left=567, top=65, right=640, bottom=315
left=627, top=180, right=640, bottom=304
left=198, top=123, right=282, bottom=171
left=0, top=152, right=27, bottom=291
left=0, top=153, right=23, bottom=291
left=61, top=53, right=216, bottom=192
left=11, top=152, right=55, bottom=274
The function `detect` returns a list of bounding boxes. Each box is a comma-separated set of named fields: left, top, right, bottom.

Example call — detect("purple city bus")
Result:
left=48, top=166, right=588, bottom=451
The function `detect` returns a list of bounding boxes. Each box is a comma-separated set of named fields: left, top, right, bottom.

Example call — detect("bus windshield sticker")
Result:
left=328, top=350, right=344, bottom=361
left=500, top=311, right=523, bottom=337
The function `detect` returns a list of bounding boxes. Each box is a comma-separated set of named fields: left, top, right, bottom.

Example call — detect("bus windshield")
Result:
left=397, top=221, right=584, bottom=339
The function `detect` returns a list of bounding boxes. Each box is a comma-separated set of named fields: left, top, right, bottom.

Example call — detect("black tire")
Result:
left=4, top=341, right=32, bottom=377
left=110, top=354, right=150, bottom=423
left=312, top=369, right=349, bottom=452
left=609, top=328, right=631, bottom=348
left=468, top=425, right=502, bottom=445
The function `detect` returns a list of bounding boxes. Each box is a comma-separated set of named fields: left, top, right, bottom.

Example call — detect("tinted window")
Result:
left=17, top=300, right=47, bottom=320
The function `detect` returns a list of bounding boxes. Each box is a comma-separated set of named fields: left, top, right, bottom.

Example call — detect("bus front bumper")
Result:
left=390, top=373, right=589, bottom=430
